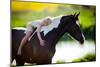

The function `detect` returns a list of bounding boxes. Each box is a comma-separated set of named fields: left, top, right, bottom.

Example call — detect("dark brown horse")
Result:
left=11, top=13, right=85, bottom=66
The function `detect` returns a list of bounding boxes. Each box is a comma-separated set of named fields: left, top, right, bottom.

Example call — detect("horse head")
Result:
left=59, top=12, right=85, bottom=44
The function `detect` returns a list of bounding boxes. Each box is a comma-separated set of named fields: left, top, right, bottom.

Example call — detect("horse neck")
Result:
left=45, top=25, right=66, bottom=48
left=54, top=26, right=66, bottom=44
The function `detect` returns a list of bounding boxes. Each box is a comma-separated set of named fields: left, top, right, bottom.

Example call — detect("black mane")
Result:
left=45, top=15, right=74, bottom=35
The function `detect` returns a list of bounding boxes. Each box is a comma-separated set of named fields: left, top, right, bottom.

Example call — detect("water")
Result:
left=12, top=41, right=95, bottom=65
left=52, top=41, right=95, bottom=63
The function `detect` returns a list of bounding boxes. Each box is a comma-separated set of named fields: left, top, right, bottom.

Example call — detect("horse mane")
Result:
left=44, top=15, right=74, bottom=35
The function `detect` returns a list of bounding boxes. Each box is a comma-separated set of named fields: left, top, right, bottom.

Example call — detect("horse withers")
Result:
left=11, top=13, right=85, bottom=66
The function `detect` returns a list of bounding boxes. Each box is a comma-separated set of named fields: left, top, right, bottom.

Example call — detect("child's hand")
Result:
left=40, top=40, right=45, bottom=46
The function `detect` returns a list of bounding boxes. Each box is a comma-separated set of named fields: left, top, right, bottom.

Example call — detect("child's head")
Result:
left=42, top=16, right=52, bottom=26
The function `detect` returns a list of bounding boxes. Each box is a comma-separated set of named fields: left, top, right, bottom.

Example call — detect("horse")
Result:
left=11, top=13, right=85, bottom=66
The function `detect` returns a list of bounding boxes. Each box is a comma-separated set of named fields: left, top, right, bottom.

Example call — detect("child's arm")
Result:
left=36, top=25, right=45, bottom=46
left=36, top=25, right=43, bottom=41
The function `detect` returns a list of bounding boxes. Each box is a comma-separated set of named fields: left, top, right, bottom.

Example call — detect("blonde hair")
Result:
left=42, top=16, right=52, bottom=24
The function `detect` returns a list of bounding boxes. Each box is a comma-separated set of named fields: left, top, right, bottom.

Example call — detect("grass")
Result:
left=56, top=60, right=66, bottom=64
left=55, top=53, right=96, bottom=64
left=72, top=53, right=96, bottom=62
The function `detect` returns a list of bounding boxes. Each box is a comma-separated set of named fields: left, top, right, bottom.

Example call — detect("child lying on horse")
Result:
left=18, top=17, right=52, bottom=55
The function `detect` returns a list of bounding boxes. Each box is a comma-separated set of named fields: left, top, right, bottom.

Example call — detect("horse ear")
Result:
left=76, top=12, right=80, bottom=17
left=73, top=12, right=77, bottom=17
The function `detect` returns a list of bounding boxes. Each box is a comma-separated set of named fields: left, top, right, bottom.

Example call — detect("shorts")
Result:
left=24, top=24, right=36, bottom=34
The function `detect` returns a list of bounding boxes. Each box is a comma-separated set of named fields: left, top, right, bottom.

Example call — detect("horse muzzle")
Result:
left=80, top=39, right=84, bottom=44
left=79, top=34, right=85, bottom=44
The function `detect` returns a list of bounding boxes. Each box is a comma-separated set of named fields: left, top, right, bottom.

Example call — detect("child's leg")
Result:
left=18, top=31, right=32, bottom=55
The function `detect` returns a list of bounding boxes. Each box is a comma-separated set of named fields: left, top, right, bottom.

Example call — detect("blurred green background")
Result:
left=12, top=1, right=96, bottom=41
left=11, top=1, right=96, bottom=64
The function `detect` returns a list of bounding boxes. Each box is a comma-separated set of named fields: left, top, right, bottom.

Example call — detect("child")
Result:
left=17, top=17, right=52, bottom=55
